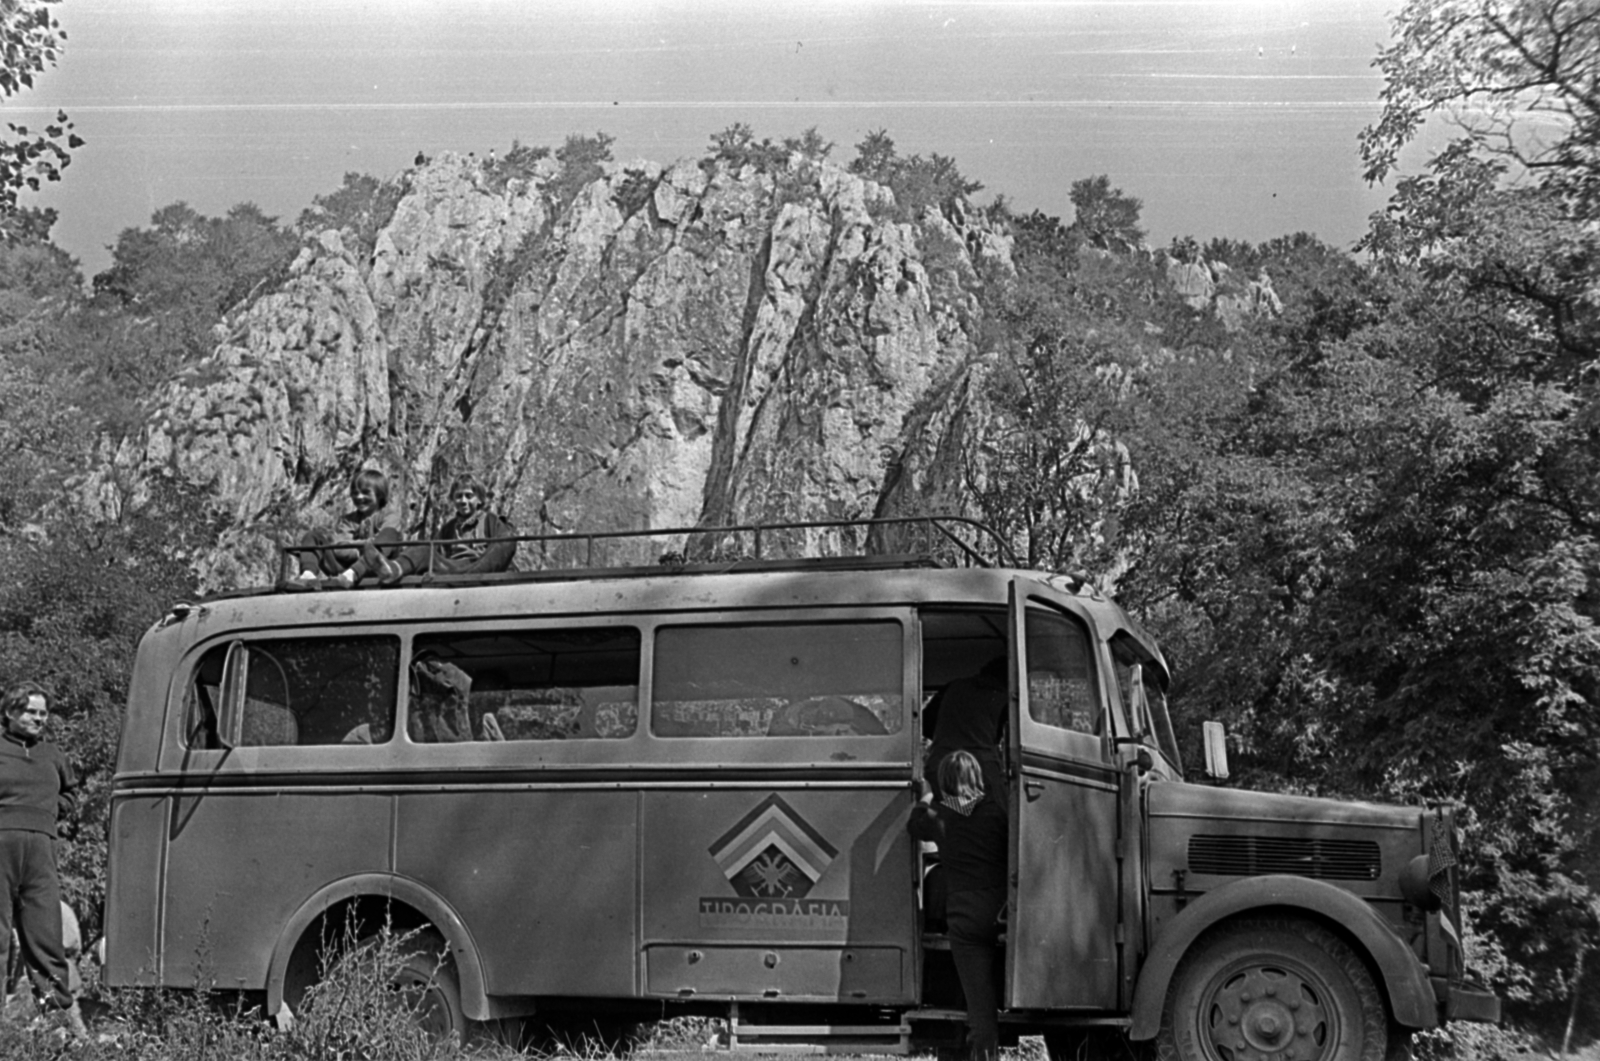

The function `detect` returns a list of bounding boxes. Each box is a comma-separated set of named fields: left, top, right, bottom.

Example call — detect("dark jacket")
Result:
left=433, top=511, right=517, bottom=573
left=925, top=672, right=1008, bottom=798
left=908, top=792, right=1007, bottom=896
left=0, top=732, right=77, bottom=837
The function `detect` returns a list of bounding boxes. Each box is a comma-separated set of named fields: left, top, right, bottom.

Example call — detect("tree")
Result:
left=1108, top=161, right=1600, bottom=1035
left=550, top=130, right=614, bottom=207
left=298, top=171, right=405, bottom=260
left=849, top=128, right=899, bottom=185
left=848, top=129, right=982, bottom=220
left=706, top=123, right=833, bottom=173
left=92, top=201, right=299, bottom=376
left=1361, top=0, right=1600, bottom=204
left=967, top=316, right=1147, bottom=572
left=1353, top=30, right=1600, bottom=1030
left=969, top=196, right=1209, bottom=575
left=782, top=125, right=833, bottom=161
left=0, top=478, right=205, bottom=939
left=707, top=122, right=785, bottom=172
left=0, top=0, right=79, bottom=230
left=1067, top=175, right=1145, bottom=253
left=0, top=206, right=87, bottom=528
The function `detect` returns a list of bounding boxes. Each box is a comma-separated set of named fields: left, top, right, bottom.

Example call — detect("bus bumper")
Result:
left=1433, top=977, right=1501, bottom=1024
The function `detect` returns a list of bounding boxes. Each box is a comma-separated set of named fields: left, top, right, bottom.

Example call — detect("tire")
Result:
left=1157, top=918, right=1388, bottom=1061
left=391, top=933, right=465, bottom=1043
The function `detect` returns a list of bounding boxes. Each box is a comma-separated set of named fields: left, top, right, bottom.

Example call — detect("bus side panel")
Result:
left=641, top=788, right=917, bottom=1003
left=161, top=792, right=392, bottom=989
left=105, top=795, right=167, bottom=987
left=395, top=790, right=638, bottom=998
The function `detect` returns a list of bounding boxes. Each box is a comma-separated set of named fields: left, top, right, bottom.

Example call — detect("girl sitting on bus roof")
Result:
left=284, top=467, right=404, bottom=591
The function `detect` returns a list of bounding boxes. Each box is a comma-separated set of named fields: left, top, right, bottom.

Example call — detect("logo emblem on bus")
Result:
left=708, top=794, right=838, bottom=899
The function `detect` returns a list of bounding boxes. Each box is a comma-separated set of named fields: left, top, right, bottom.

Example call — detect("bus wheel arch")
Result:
left=1154, top=916, right=1386, bottom=1061
left=1128, top=877, right=1437, bottom=1042
left=266, top=874, right=489, bottom=1023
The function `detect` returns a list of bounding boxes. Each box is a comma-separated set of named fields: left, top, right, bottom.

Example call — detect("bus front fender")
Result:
left=1127, top=875, right=1437, bottom=1040
left=265, top=873, right=492, bottom=1022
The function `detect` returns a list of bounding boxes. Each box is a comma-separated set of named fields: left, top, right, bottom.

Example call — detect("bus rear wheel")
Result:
left=1157, top=918, right=1387, bottom=1061
left=391, top=932, right=465, bottom=1043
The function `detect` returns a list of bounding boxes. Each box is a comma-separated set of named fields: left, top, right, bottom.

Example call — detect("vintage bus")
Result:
left=104, top=517, right=1499, bottom=1059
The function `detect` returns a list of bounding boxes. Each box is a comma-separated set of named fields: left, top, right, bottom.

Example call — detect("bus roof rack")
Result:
left=275, top=515, right=1017, bottom=592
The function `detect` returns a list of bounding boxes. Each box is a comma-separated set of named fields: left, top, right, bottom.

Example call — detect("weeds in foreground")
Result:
left=1, top=956, right=1579, bottom=1061
left=0, top=925, right=486, bottom=1061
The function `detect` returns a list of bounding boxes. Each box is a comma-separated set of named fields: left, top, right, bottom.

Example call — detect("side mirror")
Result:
left=1202, top=720, right=1229, bottom=780
left=1126, top=664, right=1150, bottom=737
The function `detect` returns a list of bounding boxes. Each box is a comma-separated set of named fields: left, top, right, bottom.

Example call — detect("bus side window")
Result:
left=219, top=636, right=400, bottom=747
left=1111, top=634, right=1180, bottom=769
left=183, top=645, right=229, bottom=749
left=1023, top=605, right=1099, bottom=735
left=410, top=627, right=642, bottom=742
left=651, top=621, right=903, bottom=738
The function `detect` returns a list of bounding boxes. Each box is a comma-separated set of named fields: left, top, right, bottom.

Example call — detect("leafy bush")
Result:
left=612, top=167, right=657, bottom=220
left=705, top=123, right=834, bottom=176
left=484, top=138, right=551, bottom=195
left=706, top=122, right=787, bottom=174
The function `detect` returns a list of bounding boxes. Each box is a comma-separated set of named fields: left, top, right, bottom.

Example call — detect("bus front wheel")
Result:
left=1157, top=918, right=1387, bottom=1061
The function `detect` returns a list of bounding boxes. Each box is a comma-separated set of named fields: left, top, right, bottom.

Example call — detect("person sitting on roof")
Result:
left=365, top=473, right=517, bottom=584
left=285, top=467, right=404, bottom=591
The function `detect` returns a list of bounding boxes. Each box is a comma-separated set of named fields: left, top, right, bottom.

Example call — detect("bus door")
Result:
left=1006, top=587, right=1122, bottom=1010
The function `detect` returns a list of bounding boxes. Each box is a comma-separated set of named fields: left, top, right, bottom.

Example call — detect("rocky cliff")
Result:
left=96, top=151, right=1272, bottom=593
left=99, top=152, right=1020, bottom=590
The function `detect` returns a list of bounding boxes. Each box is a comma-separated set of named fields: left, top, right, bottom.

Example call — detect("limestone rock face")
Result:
left=102, top=152, right=1278, bottom=591
left=1164, top=252, right=1282, bottom=329
left=110, top=154, right=1010, bottom=590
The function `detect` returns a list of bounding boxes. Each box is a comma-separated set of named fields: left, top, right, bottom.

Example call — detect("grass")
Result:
left=0, top=947, right=1587, bottom=1061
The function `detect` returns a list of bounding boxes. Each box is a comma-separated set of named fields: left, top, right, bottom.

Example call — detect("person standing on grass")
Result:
left=0, top=682, right=86, bottom=1036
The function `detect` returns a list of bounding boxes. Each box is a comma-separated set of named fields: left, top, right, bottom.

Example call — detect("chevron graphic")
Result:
left=708, top=794, right=838, bottom=899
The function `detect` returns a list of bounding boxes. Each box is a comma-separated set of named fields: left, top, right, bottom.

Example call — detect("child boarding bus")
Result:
left=104, top=517, right=1499, bottom=1059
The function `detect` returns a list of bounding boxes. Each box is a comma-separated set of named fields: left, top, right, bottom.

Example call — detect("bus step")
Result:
left=727, top=1019, right=912, bottom=1054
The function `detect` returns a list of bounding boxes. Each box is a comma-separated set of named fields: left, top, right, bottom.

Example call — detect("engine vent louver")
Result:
left=1188, top=834, right=1381, bottom=881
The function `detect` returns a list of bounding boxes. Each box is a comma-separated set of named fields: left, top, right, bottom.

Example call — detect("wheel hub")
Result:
left=1207, top=965, right=1330, bottom=1061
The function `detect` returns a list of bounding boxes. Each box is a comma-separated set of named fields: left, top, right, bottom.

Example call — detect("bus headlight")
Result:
left=1400, top=854, right=1442, bottom=911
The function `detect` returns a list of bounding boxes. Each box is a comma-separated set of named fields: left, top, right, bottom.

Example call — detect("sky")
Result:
left=10, top=0, right=1422, bottom=278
